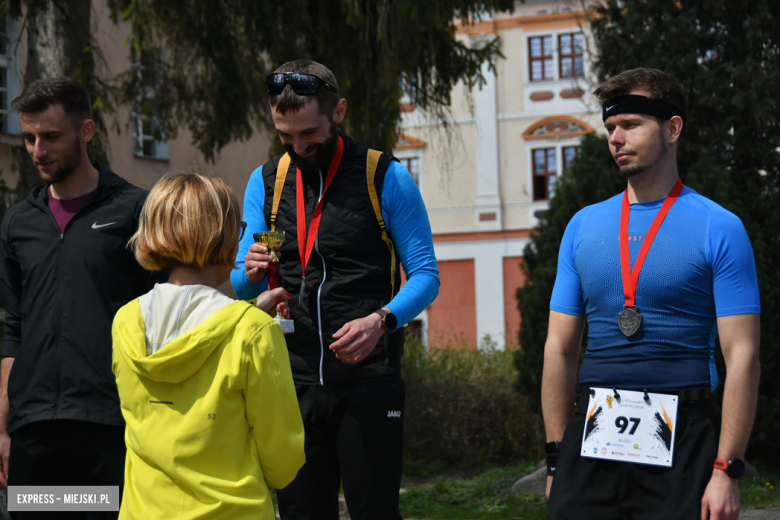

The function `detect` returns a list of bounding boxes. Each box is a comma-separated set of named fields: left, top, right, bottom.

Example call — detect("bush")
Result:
left=402, top=334, right=543, bottom=469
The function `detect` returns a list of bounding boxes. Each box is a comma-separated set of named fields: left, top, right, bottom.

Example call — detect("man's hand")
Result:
left=330, top=311, right=387, bottom=364
left=701, top=470, right=740, bottom=520
left=0, top=357, right=12, bottom=489
left=244, top=243, right=276, bottom=283
left=546, top=475, right=552, bottom=500
left=0, top=432, right=8, bottom=489
left=256, top=287, right=291, bottom=318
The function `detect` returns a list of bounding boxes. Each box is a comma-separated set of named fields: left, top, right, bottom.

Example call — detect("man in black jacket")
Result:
left=0, top=77, right=163, bottom=518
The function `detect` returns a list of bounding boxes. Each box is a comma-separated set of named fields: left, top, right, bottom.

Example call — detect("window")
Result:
left=563, top=146, right=580, bottom=171
left=132, top=48, right=168, bottom=159
left=0, top=18, right=8, bottom=133
left=134, top=108, right=166, bottom=158
left=400, top=72, right=416, bottom=97
left=0, top=17, right=7, bottom=56
left=532, top=148, right=556, bottom=201
left=400, top=156, right=420, bottom=185
left=529, top=36, right=554, bottom=81
left=0, top=67, right=7, bottom=134
left=559, top=33, right=584, bottom=79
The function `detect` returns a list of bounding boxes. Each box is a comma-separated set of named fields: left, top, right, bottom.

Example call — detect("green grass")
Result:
left=399, top=462, right=547, bottom=520
left=398, top=463, right=780, bottom=519
left=741, top=473, right=780, bottom=508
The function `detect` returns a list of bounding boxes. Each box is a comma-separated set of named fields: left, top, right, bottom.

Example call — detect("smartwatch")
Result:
left=373, top=309, right=398, bottom=334
left=713, top=458, right=745, bottom=479
left=545, top=441, right=561, bottom=455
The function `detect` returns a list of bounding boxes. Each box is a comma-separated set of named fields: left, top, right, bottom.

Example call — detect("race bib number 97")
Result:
left=580, top=388, right=679, bottom=468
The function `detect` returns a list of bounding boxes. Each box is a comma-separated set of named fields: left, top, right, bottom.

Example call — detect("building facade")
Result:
left=0, top=3, right=274, bottom=299
left=0, top=1, right=602, bottom=348
left=395, top=1, right=603, bottom=348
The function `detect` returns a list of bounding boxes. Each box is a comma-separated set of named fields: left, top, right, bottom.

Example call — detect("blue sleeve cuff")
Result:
left=231, top=269, right=268, bottom=300
left=715, top=306, right=761, bottom=317
left=550, top=303, right=586, bottom=316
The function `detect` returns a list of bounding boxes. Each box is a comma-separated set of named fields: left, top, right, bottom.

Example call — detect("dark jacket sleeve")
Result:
left=0, top=211, right=22, bottom=358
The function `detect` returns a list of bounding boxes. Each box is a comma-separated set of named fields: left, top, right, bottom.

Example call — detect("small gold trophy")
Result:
left=253, top=231, right=294, bottom=333
left=253, top=231, right=285, bottom=270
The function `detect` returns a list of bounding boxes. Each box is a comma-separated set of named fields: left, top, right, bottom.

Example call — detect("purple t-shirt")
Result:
left=47, top=185, right=97, bottom=233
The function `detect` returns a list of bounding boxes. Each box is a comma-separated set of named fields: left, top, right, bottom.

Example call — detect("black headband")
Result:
left=602, top=95, right=685, bottom=123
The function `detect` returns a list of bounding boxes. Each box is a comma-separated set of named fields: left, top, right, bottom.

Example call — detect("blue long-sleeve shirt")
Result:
left=231, top=160, right=440, bottom=327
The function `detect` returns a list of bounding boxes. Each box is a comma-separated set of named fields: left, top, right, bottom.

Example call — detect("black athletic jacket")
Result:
left=262, top=131, right=404, bottom=386
left=0, top=163, right=164, bottom=434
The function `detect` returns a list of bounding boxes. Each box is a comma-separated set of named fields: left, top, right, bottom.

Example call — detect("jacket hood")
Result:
left=114, top=286, right=253, bottom=384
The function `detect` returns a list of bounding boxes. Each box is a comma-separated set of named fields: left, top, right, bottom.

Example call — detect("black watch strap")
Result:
left=546, top=454, right=558, bottom=476
left=373, top=308, right=398, bottom=334
left=545, top=440, right=561, bottom=454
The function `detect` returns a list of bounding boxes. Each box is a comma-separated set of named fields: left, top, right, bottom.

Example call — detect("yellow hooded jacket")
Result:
left=112, top=287, right=304, bottom=520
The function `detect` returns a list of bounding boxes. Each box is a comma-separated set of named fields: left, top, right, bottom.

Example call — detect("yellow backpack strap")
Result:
left=270, top=153, right=292, bottom=231
left=366, top=149, right=397, bottom=299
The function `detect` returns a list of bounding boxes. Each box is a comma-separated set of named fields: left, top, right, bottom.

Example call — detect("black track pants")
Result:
left=277, top=379, right=405, bottom=520
left=8, top=419, right=126, bottom=520
left=547, top=401, right=719, bottom=520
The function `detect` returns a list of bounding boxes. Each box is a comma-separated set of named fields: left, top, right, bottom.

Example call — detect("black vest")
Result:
left=262, top=131, right=404, bottom=385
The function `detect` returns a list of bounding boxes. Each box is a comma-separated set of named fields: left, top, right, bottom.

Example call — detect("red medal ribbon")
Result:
left=296, top=136, right=344, bottom=279
left=620, top=178, right=684, bottom=308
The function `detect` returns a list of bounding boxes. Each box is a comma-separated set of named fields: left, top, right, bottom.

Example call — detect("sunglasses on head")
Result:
left=265, top=73, right=339, bottom=96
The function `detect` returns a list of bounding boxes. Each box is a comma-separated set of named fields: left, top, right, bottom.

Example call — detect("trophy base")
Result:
left=275, top=316, right=295, bottom=334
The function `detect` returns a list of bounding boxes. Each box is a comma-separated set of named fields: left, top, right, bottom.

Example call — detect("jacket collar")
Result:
left=28, top=161, right=127, bottom=210
left=337, top=128, right=359, bottom=158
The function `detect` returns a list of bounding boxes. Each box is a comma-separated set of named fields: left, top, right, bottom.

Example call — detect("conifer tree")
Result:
left=513, top=133, right=622, bottom=417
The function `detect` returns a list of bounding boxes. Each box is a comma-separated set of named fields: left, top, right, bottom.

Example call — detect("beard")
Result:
left=284, top=121, right=338, bottom=175
left=37, top=136, right=82, bottom=184
left=617, top=134, right=669, bottom=179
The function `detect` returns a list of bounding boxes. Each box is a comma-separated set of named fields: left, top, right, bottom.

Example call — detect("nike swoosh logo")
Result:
left=606, top=104, right=618, bottom=111
left=92, top=222, right=117, bottom=229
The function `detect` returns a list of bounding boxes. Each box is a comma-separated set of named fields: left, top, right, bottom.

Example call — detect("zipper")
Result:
left=40, top=192, right=66, bottom=416
left=53, top=226, right=65, bottom=416
left=313, top=170, right=328, bottom=386
left=43, top=181, right=112, bottom=416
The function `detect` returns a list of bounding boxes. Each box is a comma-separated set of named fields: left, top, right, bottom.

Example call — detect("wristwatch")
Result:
left=545, top=441, right=561, bottom=476
left=713, top=458, right=745, bottom=479
left=373, top=309, right=398, bottom=334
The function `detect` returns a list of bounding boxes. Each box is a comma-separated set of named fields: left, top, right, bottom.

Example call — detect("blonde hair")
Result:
left=130, top=171, right=240, bottom=271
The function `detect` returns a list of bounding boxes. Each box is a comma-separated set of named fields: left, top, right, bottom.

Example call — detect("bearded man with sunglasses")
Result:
left=232, top=60, right=440, bottom=520
left=542, top=68, right=760, bottom=520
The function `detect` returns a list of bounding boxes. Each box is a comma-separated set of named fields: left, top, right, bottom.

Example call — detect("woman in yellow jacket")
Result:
left=112, top=172, right=304, bottom=520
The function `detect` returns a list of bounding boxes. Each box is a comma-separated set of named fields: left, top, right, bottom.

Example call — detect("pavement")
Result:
left=740, top=507, right=780, bottom=519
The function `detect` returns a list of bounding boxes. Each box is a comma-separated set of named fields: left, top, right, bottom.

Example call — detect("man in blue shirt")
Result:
left=232, top=60, right=439, bottom=520
left=542, top=68, right=760, bottom=520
